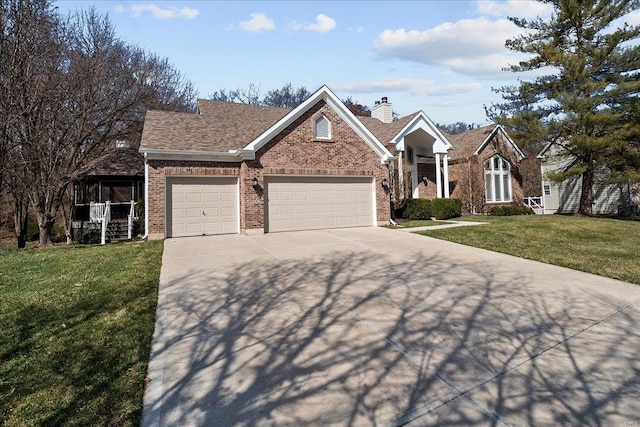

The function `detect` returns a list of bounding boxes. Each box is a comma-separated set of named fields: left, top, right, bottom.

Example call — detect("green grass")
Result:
left=419, top=215, right=640, bottom=284
left=0, top=241, right=164, bottom=426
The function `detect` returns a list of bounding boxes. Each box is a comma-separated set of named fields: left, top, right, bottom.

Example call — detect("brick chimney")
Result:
left=371, top=97, right=392, bottom=123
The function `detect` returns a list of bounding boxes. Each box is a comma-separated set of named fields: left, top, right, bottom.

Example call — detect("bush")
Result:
left=26, top=221, right=66, bottom=243
left=401, top=198, right=432, bottom=220
left=489, top=205, right=535, bottom=216
left=431, top=198, right=462, bottom=220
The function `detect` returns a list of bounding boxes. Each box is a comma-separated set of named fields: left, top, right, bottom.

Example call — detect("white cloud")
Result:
left=125, top=4, right=199, bottom=19
left=331, top=78, right=481, bottom=96
left=475, top=0, right=553, bottom=18
left=304, top=14, right=336, bottom=33
left=239, top=13, right=275, bottom=33
left=349, top=26, right=364, bottom=35
left=374, top=17, right=530, bottom=78
left=286, top=19, right=303, bottom=32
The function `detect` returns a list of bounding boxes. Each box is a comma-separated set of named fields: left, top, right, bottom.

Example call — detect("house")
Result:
left=537, top=142, right=635, bottom=214
left=444, top=125, right=530, bottom=214
left=140, top=86, right=551, bottom=239
left=71, top=141, right=144, bottom=242
left=139, top=86, right=396, bottom=239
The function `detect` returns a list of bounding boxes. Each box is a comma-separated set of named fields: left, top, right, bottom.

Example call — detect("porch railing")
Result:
left=90, top=202, right=111, bottom=223
left=524, top=196, right=544, bottom=214
left=100, top=202, right=111, bottom=245
left=127, top=200, right=135, bottom=240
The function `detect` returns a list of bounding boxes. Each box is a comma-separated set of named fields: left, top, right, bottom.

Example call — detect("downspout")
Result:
left=467, top=157, right=475, bottom=214
left=142, top=152, right=149, bottom=239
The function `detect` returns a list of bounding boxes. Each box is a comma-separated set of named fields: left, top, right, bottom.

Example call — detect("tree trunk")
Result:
left=578, top=162, right=595, bottom=216
left=37, top=213, right=55, bottom=246
left=14, top=198, right=29, bottom=249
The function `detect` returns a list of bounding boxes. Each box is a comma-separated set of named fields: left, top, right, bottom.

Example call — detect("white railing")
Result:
left=100, top=202, right=111, bottom=245
left=90, top=202, right=110, bottom=223
left=127, top=200, right=135, bottom=240
left=524, top=196, right=544, bottom=214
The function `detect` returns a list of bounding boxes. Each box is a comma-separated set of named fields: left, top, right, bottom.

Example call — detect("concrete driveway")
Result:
left=142, top=227, right=640, bottom=426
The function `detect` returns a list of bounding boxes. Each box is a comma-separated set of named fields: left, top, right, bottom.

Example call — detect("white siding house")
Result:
left=538, top=142, right=629, bottom=215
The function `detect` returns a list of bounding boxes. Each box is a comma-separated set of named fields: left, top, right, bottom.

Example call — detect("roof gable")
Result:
left=243, top=85, right=394, bottom=163
left=448, top=124, right=525, bottom=161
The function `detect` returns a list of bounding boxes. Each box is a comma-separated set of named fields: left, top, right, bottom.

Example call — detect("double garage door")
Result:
left=166, top=176, right=374, bottom=237
left=266, top=176, right=374, bottom=233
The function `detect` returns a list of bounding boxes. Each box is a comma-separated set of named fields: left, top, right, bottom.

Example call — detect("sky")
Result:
left=56, top=1, right=640, bottom=125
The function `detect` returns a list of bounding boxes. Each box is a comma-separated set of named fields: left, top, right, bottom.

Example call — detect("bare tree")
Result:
left=1, top=2, right=197, bottom=246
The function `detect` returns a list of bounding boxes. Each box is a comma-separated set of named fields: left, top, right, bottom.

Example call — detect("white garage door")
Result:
left=266, top=176, right=374, bottom=233
left=167, top=177, right=238, bottom=237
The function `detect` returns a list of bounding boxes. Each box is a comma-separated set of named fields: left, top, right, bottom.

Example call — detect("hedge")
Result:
left=399, top=198, right=432, bottom=220
left=489, top=205, right=535, bottom=216
left=431, top=198, right=462, bottom=220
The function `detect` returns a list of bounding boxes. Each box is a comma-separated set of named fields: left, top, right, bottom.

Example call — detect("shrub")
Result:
left=431, top=198, right=462, bottom=220
left=26, top=221, right=66, bottom=243
left=489, top=205, right=535, bottom=216
left=401, top=198, right=432, bottom=220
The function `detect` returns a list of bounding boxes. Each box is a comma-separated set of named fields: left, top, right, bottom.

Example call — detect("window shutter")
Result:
left=315, top=116, right=330, bottom=139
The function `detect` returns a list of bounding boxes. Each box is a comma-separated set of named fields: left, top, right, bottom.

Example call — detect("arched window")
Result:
left=484, top=155, right=511, bottom=202
left=314, top=115, right=331, bottom=140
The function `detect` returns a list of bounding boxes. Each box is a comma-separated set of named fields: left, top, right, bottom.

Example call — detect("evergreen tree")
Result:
left=488, top=0, right=640, bottom=214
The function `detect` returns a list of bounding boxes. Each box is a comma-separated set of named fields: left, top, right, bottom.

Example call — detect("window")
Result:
left=406, top=146, right=414, bottom=165
left=543, top=184, right=551, bottom=196
left=314, top=115, right=331, bottom=139
left=484, top=155, right=511, bottom=203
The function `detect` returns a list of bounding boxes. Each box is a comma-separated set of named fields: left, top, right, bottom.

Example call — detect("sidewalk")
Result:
left=390, top=220, right=488, bottom=232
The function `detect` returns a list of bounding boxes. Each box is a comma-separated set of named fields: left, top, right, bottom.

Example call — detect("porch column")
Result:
left=435, top=152, right=442, bottom=198
left=398, top=151, right=404, bottom=200
left=443, top=153, right=450, bottom=198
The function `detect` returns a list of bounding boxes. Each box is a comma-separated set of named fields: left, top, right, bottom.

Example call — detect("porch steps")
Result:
left=106, top=220, right=129, bottom=242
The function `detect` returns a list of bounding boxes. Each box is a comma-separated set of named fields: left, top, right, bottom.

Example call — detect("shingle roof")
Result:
left=140, top=100, right=290, bottom=152
left=446, top=125, right=497, bottom=158
left=359, top=113, right=420, bottom=144
left=78, top=148, right=144, bottom=177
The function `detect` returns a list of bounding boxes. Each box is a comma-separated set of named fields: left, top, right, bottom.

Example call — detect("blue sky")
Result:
left=56, top=1, right=640, bottom=125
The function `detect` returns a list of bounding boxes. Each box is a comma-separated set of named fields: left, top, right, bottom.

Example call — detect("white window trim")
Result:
left=314, top=114, right=331, bottom=140
left=484, top=155, right=512, bottom=203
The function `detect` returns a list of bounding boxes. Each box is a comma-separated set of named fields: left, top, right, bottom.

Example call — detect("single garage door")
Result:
left=167, top=177, right=238, bottom=237
left=266, top=176, right=374, bottom=233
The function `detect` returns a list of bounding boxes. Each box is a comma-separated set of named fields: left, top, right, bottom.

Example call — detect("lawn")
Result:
left=0, top=240, right=164, bottom=426
left=419, top=215, right=640, bottom=284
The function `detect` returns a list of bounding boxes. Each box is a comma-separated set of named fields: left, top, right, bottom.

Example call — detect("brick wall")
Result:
left=449, top=133, right=525, bottom=214
left=244, top=100, right=390, bottom=230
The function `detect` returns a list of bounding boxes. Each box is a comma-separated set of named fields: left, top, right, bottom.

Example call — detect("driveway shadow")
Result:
left=144, top=247, right=640, bottom=426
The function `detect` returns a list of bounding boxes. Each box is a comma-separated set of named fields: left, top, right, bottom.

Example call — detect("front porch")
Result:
left=391, top=115, right=452, bottom=202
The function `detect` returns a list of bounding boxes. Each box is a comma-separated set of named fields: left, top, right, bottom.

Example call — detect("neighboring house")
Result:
left=445, top=125, right=528, bottom=214
left=537, top=142, right=634, bottom=214
left=72, top=141, right=144, bottom=241
left=139, top=86, right=394, bottom=239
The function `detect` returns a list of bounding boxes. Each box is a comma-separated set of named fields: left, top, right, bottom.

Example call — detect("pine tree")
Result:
left=489, top=0, right=640, bottom=214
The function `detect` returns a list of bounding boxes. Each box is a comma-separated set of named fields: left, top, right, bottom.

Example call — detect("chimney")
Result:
left=372, top=97, right=392, bottom=123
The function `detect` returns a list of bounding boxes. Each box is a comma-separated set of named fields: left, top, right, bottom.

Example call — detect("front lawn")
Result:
left=0, top=241, right=164, bottom=426
left=419, top=215, right=640, bottom=284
